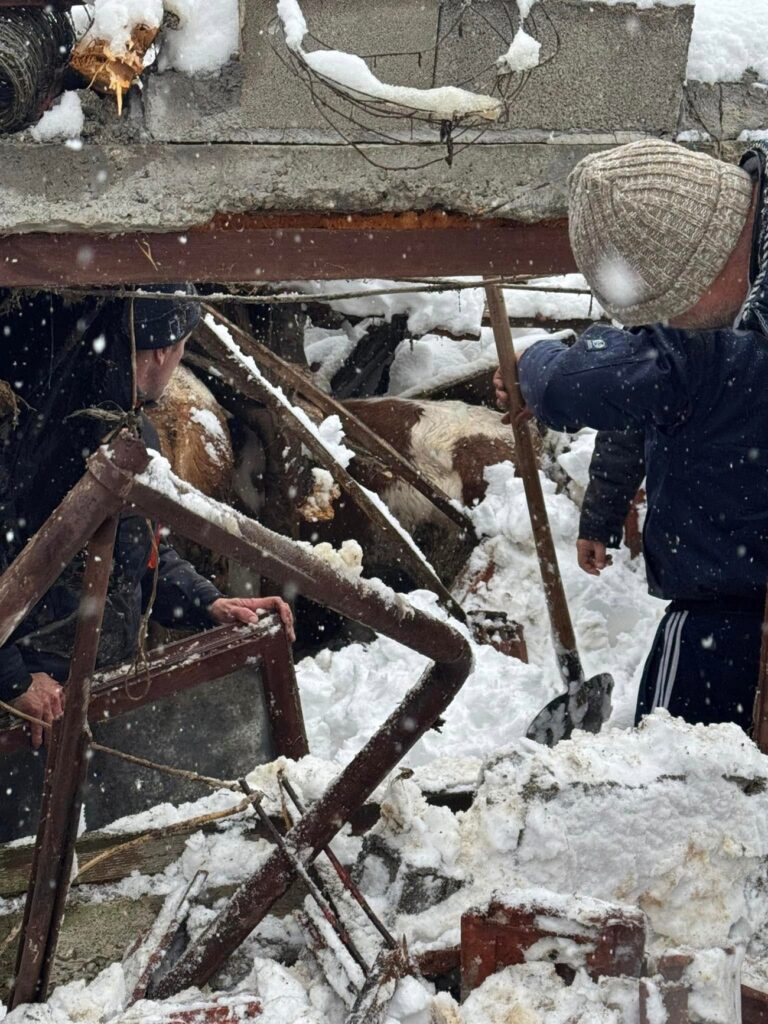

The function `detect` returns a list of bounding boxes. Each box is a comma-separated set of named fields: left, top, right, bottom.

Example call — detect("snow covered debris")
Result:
left=276, top=0, right=502, bottom=121
left=316, top=414, right=353, bottom=470
left=375, top=713, right=768, bottom=962
left=496, top=28, right=541, bottom=75
left=310, top=539, right=364, bottom=579
left=159, top=0, right=240, bottom=75
left=304, top=326, right=358, bottom=393
left=297, top=455, right=661, bottom=779
left=460, top=963, right=623, bottom=1023
left=299, top=279, right=487, bottom=338
left=388, top=329, right=500, bottom=398
left=30, top=93, right=84, bottom=143
left=298, top=467, right=341, bottom=522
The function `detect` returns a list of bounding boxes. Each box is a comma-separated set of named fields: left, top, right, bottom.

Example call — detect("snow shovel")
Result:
left=485, top=283, right=613, bottom=745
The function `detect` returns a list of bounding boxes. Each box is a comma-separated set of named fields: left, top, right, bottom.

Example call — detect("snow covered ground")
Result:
left=5, top=274, right=768, bottom=1021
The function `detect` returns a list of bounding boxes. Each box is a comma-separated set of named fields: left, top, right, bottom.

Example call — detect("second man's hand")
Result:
left=12, top=672, right=65, bottom=749
left=576, top=539, right=613, bottom=577
left=209, top=596, right=296, bottom=643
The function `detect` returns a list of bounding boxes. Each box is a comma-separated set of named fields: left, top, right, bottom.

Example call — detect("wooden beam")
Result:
left=0, top=215, right=574, bottom=288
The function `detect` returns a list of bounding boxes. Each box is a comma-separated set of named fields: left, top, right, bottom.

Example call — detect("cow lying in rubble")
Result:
left=152, top=369, right=519, bottom=589
left=343, top=397, right=519, bottom=530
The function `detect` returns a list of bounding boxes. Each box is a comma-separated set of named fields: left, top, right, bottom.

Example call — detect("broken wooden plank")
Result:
left=193, top=319, right=467, bottom=622
left=202, top=307, right=476, bottom=540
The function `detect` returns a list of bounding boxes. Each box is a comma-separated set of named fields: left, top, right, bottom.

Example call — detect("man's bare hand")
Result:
left=13, top=673, right=65, bottom=749
left=577, top=539, right=613, bottom=577
left=209, top=596, right=295, bottom=642
left=493, top=366, right=533, bottom=426
left=493, top=366, right=510, bottom=412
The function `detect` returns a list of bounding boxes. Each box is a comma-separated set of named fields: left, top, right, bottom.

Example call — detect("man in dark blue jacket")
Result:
left=497, top=138, right=768, bottom=730
left=0, top=287, right=293, bottom=748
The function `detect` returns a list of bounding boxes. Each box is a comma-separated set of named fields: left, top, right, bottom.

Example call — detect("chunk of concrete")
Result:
left=145, top=0, right=692, bottom=142
left=435, top=0, right=693, bottom=133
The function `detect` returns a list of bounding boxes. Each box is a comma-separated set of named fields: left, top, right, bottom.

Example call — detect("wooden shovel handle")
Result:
left=485, top=284, right=580, bottom=671
left=752, top=588, right=768, bottom=752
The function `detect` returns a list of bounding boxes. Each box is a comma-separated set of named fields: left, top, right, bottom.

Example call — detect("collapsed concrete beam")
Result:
left=0, top=138, right=626, bottom=235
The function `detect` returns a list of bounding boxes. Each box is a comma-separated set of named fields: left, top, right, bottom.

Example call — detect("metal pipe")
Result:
left=239, top=779, right=369, bottom=979
left=119, top=470, right=468, bottom=666
left=0, top=434, right=149, bottom=648
left=11, top=516, right=119, bottom=1006
left=279, top=772, right=398, bottom=950
left=84, top=444, right=473, bottom=996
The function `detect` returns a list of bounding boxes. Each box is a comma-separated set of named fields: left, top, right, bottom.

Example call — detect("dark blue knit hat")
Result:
left=121, top=283, right=201, bottom=350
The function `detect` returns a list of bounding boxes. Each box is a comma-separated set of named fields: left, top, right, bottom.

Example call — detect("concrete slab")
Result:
left=437, top=0, right=692, bottom=133
left=144, top=0, right=692, bottom=142
left=679, top=77, right=768, bottom=141
left=145, top=0, right=441, bottom=141
left=0, top=137, right=639, bottom=233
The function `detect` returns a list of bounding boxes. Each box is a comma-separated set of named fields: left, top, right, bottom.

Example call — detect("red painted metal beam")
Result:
left=0, top=215, right=575, bottom=287
left=12, top=516, right=120, bottom=1008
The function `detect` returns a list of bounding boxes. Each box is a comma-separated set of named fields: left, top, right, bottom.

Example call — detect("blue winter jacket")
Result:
left=519, top=324, right=768, bottom=602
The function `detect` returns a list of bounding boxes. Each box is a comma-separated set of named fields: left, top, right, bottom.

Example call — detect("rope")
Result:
left=44, top=279, right=593, bottom=309
left=0, top=698, right=240, bottom=793
left=0, top=9, right=74, bottom=135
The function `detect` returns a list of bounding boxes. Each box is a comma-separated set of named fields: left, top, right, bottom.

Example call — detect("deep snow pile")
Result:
left=296, top=452, right=662, bottom=784
left=370, top=713, right=768, bottom=959
left=10, top=717, right=768, bottom=1024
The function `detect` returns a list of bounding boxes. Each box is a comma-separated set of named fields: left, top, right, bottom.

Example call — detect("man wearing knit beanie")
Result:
left=496, top=138, right=768, bottom=735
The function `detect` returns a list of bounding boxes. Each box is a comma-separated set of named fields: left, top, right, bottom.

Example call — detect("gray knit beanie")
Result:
left=568, top=139, right=754, bottom=326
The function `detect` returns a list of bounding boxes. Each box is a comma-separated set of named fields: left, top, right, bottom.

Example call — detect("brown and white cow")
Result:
left=344, top=397, right=521, bottom=528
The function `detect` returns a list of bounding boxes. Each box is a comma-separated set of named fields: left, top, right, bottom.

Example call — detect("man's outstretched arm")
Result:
left=148, top=543, right=294, bottom=641
left=518, top=325, right=691, bottom=432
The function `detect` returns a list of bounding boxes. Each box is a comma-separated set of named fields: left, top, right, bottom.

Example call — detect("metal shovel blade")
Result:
left=526, top=672, right=614, bottom=747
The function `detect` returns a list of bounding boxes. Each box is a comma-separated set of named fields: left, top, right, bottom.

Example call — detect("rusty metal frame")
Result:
left=0, top=431, right=471, bottom=1001
left=0, top=618, right=306, bottom=760
left=0, top=215, right=574, bottom=289
left=12, top=515, right=120, bottom=1006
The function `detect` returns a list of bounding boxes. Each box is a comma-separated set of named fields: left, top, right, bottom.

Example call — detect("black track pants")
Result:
left=635, top=601, right=764, bottom=731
